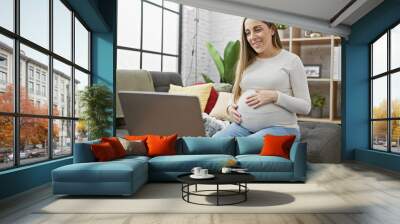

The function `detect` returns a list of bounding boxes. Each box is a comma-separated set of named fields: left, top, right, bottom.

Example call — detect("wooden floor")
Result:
left=1, top=162, right=400, bottom=224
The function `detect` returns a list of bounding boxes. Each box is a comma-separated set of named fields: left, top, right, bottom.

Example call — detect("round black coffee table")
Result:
left=177, top=173, right=255, bottom=206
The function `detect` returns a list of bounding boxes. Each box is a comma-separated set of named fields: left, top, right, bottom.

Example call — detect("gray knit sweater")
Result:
left=236, top=49, right=311, bottom=132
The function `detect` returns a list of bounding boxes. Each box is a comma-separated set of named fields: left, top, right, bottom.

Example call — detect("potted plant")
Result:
left=275, top=23, right=288, bottom=38
left=202, top=40, right=240, bottom=92
left=310, top=93, right=326, bottom=118
left=79, top=84, right=113, bottom=140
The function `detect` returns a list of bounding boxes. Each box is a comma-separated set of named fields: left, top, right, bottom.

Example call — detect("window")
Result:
left=28, top=81, right=34, bottom=94
left=28, top=67, right=34, bottom=80
left=0, top=0, right=91, bottom=170
left=117, top=0, right=181, bottom=72
left=36, top=83, right=41, bottom=95
left=370, top=23, right=400, bottom=154
left=0, top=55, right=6, bottom=67
left=0, top=71, right=6, bottom=82
left=0, top=54, right=8, bottom=89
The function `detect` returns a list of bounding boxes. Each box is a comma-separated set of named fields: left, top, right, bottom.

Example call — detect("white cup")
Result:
left=200, top=169, right=208, bottom=176
left=191, top=167, right=202, bottom=176
left=221, top=167, right=232, bottom=174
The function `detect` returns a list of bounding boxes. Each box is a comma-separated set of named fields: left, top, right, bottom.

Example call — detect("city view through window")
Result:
left=371, top=23, right=400, bottom=153
left=0, top=0, right=90, bottom=170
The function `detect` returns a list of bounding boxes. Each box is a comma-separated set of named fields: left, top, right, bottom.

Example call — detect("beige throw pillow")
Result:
left=118, top=137, right=147, bottom=156
left=168, top=83, right=212, bottom=112
left=209, top=92, right=233, bottom=121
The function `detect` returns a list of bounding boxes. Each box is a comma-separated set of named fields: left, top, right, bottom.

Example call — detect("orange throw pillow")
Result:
left=125, top=135, right=148, bottom=141
left=101, top=137, right=127, bottom=158
left=259, top=135, right=296, bottom=159
left=146, top=134, right=178, bottom=157
left=91, top=142, right=118, bottom=162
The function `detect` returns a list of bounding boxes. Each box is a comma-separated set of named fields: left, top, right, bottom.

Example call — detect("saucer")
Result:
left=190, top=174, right=215, bottom=179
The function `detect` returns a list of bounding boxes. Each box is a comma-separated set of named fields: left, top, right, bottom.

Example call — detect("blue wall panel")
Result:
left=344, top=0, right=400, bottom=171
left=0, top=158, right=72, bottom=199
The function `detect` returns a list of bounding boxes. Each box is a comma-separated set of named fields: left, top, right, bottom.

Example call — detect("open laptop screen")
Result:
left=118, top=91, right=206, bottom=137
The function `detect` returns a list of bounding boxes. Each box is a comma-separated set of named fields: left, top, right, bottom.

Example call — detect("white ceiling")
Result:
left=171, top=0, right=384, bottom=38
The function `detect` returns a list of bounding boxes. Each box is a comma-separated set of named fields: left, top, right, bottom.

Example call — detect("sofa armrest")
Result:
left=289, top=142, right=307, bottom=182
left=73, top=140, right=100, bottom=163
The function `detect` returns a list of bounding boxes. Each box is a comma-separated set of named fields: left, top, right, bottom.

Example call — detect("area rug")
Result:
left=37, top=183, right=361, bottom=214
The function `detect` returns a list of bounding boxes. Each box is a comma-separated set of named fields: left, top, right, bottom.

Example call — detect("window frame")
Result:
left=370, top=20, right=400, bottom=154
left=0, top=0, right=92, bottom=171
left=116, top=0, right=182, bottom=73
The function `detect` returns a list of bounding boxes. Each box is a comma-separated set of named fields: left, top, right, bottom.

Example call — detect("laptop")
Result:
left=118, top=91, right=206, bottom=137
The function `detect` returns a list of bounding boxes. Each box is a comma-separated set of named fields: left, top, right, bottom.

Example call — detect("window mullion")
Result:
left=14, top=0, right=21, bottom=167
left=140, top=0, right=144, bottom=69
left=387, top=29, right=391, bottom=152
left=161, top=1, right=164, bottom=71
left=49, top=0, right=54, bottom=160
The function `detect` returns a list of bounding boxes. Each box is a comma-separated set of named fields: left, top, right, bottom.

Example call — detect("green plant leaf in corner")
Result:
left=206, top=42, right=224, bottom=78
left=223, top=40, right=240, bottom=84
left=201, top=73, right=214, bottom=83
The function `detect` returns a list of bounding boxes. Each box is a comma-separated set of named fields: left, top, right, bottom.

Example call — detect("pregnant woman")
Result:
left=213, top=18, right=311, bottom=141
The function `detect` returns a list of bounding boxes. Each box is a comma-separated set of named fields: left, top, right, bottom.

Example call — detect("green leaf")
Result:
left=223, top=40, right=240, bottom=84
left=201, top=73, right=215, bottom=83
left=206, top=42, right=224, bottom=77
left=79, top=84, right=113, bottom=140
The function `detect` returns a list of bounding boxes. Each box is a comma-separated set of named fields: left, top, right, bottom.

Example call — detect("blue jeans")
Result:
left=212, top=123, right=301, bottom=141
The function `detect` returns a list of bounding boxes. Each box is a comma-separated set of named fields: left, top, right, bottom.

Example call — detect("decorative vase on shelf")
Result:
left=310, top=107, right=323, bottom=118
left=304, top=30, right=322, bottom=38
left=310, top=94, right=325, bottom=118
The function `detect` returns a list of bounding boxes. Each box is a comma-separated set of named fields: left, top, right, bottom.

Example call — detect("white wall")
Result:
left=181, top=7, right=243, bottom=86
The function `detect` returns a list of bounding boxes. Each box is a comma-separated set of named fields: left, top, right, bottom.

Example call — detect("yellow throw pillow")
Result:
left=209, top=92, right=233, bottom=120
left=168, top=84, right=212, bottom=112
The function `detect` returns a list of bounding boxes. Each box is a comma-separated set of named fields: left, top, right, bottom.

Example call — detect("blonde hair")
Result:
left=232, top=19, right=283, bottom=103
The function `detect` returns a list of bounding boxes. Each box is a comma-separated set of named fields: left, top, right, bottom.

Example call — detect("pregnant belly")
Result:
left=236, top=90, right=296, bottom=132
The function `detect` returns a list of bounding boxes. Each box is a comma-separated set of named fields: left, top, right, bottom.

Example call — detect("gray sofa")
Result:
left=116, top=70, right=341, bottom=163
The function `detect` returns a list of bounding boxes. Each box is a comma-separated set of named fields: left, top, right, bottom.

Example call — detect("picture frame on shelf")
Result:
left=304, top=64, right=321, bottom=78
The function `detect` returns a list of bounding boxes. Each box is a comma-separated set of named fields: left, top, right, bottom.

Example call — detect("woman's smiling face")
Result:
left=244, top=19, right=275, bottom=54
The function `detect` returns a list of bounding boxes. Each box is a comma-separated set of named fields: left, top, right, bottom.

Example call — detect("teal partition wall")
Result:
left=344, top=0, right=400, bottom=171
left=91, top=0, right=117, bottom=136
left=0, top=0, right=117, bottom=200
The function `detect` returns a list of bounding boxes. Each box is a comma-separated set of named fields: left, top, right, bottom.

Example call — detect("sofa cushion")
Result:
left=209, top=92, right=233, bottom=121
left=150, top=71, right=182, bottom=92
left=116, top=69, right=155, bottom=118
left=148, top=154, right=235, bottom=172
left=178, top=137, right=235, bottom=155
left=147, top=134, right=178, bottom=157
left=236, top=155, right=293, bottom=172
left=73, top=140, right=100, bottom=163
left=101, top=137, right=127, bottom=158
left=204, top=86, right=219, bottom=114
left=52, top=158, right=147, bottom=183
left=236, top=136, right=264, bottom=155
left=91, top=142, right=118, bottom=162
left=259, top=135, right=296, bottom=159
left=168, top=83, right=212, bottom=112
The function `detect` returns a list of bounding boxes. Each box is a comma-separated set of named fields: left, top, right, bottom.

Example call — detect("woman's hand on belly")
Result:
left=245, top=90, right=278, bottom=109
left=227, top=103, right=242, bottom=123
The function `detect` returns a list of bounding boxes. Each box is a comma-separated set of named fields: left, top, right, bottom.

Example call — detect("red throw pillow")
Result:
left=101, top=137, right=127, bottom=158
left=146, top=134, right=178, bottom=157
left=259, top=135, right=296, bottom=159
left=194, top=83, right=218, bottom=114
left=91, top=142, right=118, bottom=162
